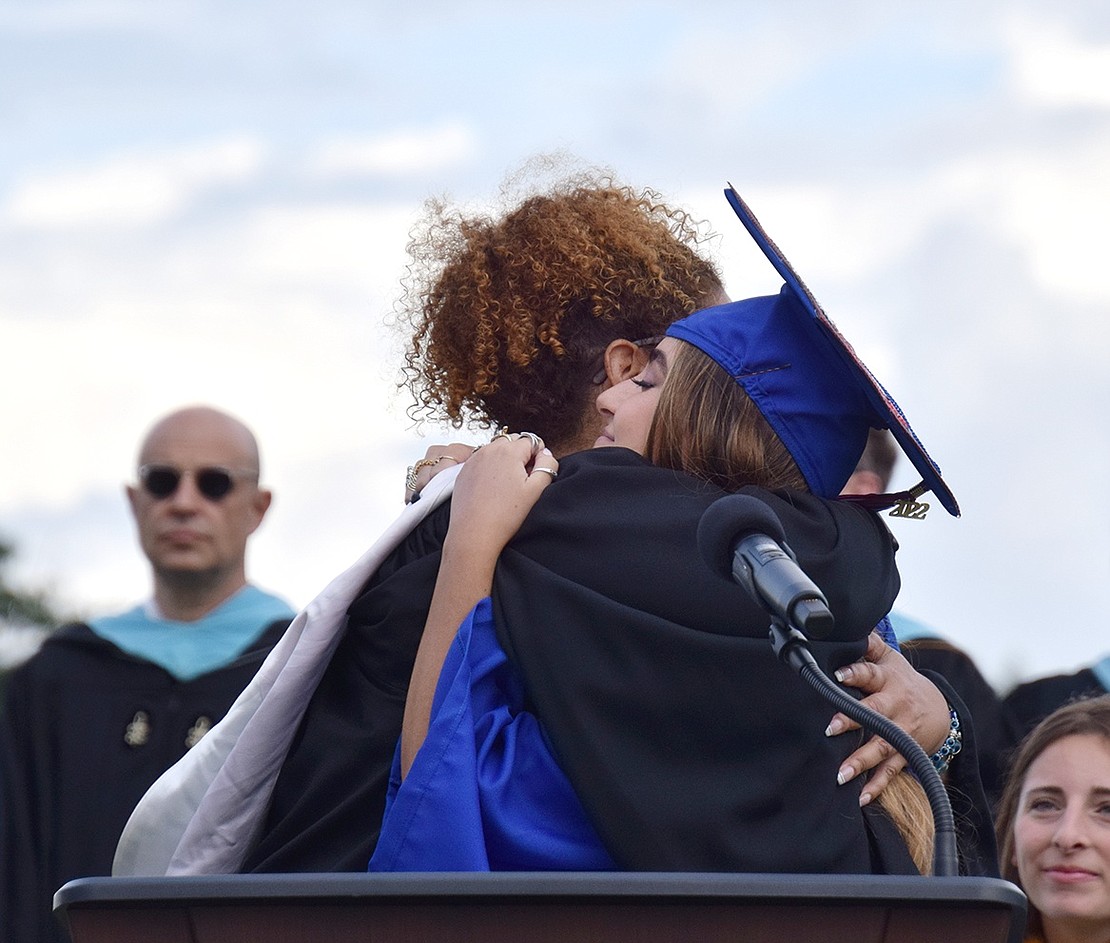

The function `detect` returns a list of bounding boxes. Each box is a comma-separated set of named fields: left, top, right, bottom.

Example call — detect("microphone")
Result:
left=697, top=493, right=835, bottom=639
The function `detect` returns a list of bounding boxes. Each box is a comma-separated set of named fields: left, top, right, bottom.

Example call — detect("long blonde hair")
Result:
left=646, top=342, right=807, bottom=492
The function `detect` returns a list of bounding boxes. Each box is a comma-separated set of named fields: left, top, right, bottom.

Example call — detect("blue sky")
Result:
left=2, top=1, right=1109, bottom=689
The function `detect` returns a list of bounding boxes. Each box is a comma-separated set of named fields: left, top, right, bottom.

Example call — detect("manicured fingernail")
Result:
left=543, top=448, right=552, bottom=456
left=837, top=765, right=855, bottom=786
left=859, top=791, right=872, bottom=807
left=834, top=668, right=849, bottom=683
left=825, top=718, right=844, bottom=737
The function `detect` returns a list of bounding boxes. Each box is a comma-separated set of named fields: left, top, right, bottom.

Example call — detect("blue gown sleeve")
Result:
left=874, top=614, right=899, bottom=650
left=369, top=597, right=615, bottom=871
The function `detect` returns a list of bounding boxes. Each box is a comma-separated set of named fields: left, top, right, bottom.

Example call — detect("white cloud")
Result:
left=1006, top=13, right=1110, bottom=108
left=0, top=1, right=187, bottom=32
left=685, top=112, right=1110, bottom=314
left=988, top=145, right=1110, bottom=303
left=3, top=136, right=266, bottom=230
left=656, top=14, right=836, bottom=122
left=228, top=202, right=416, bottom=285
left=5, top=0, right=1110, bottom=686
left=681, top=179, right=965, bottom=304
left=308, top=122, right=479, bottom=179
left=0, top=196, right=419, bottom=512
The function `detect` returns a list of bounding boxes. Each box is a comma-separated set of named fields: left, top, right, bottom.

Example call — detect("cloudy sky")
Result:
left=2, top=1, right=1108, bottom=690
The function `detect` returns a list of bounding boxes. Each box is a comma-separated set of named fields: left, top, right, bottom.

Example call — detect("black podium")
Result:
left=55, top=872, right=1026, bottom=943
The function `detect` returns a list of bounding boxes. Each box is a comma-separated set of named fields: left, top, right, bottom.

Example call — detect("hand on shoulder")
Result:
left=448, top=432, right=559, bottom=558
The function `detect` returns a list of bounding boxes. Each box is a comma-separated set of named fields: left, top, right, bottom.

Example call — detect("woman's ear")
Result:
left=602, top=338, right=652, bottom=386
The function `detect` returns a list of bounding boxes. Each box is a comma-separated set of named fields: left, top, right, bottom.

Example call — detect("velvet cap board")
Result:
left=665, top=187, right=959, bottom=516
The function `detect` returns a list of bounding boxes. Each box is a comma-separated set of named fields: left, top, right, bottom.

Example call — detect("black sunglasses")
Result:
left=138, top=464, right=257, bottom=502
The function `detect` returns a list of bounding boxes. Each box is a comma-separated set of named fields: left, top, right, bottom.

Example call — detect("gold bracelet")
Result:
left=405, top=454, right=459, bottom=493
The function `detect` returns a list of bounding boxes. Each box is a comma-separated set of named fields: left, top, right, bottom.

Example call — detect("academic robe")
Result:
left=247, top=448, right=908, bottom=874
left=0, top=616, right=288, bottom=943
left=899, top=637, right=1021, bottom=811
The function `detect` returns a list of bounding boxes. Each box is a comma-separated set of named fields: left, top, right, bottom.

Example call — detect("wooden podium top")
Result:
left=55, top=872, right=1027, bottom=943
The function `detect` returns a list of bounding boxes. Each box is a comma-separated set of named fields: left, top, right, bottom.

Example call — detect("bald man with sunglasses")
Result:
left=0, top=405, right=294, bottom=943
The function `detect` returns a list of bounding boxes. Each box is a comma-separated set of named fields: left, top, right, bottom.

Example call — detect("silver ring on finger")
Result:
left=531, top=466, right=558, bottom=479
left=519, top=431, right=542, bottom=454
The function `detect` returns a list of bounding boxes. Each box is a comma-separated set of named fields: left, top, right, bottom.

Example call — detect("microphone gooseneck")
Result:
left=770, top=624, right=958, bottom=877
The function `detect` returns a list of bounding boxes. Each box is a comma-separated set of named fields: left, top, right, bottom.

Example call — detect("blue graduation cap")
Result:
left=666, top=187, right=959, bottom=517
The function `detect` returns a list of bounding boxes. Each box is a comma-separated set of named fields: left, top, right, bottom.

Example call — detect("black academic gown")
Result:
left=247, top=449, right=910, bottom=874
left=901, top=638, right=1022, bottom=811
left=0, top=620, right=288, bottom=943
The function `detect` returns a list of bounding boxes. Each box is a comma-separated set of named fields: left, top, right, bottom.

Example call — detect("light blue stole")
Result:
left=885, top=611, right=939, bottom=643
left=88, top=586, right=294, bottom=681
left=1093, top=653, right=1110, bottom=693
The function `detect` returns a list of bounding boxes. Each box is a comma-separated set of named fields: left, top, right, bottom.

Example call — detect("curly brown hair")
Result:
left=398, top=171, right=723, bottom=452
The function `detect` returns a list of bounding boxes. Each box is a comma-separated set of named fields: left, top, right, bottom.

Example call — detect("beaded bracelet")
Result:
left=930, top=707, right=963, bottom=775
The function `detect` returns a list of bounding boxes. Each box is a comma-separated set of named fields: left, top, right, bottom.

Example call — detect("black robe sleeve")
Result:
left=1, top=653, right=46, bottom=943
left=1, top=621, right=287, bottom=943
left=243, top=502, right=452, bottom=873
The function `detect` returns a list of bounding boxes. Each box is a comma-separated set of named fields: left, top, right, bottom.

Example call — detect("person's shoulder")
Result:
left=885, top=611, right=942, bottom=643
left=2, top=622, right=113, bottom=691
left=558, top=447, right=650, bottom=473
left=1006, top=667, right=1102, bottom=700
left=15, top=621, right=102, bottom=662
left=747, top=485, right=859, bottom=522
left=557, top=448, right=720, bottom=496
left=250, top=617, right=292, bottom=652
left=1005, top=666, right=1105, bottom=733
left=509, top=449, right=727, bottom=554
left=361, top=496, right=453, bottom=593
left=900, top=635, right=979, bottom=673
left=741, top=486, right=892, bottom=544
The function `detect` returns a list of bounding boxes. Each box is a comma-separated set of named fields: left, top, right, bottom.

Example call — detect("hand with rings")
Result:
left=403, top=443, right=478, bottom=503
left=825, top=630, right=951, bottom=805
left=489, top=428, right=545, bottom=458
left=447, top=430, right=560, bottom=558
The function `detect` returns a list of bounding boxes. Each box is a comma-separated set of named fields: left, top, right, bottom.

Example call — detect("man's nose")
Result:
left=165, top=473, right=205, bottom=510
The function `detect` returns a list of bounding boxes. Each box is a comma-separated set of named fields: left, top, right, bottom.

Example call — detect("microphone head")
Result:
left=697, top=494, right=787, bottom=581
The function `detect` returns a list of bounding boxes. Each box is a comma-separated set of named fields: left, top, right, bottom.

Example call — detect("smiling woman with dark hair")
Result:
left=995, top=695, right=1110, bottom=943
